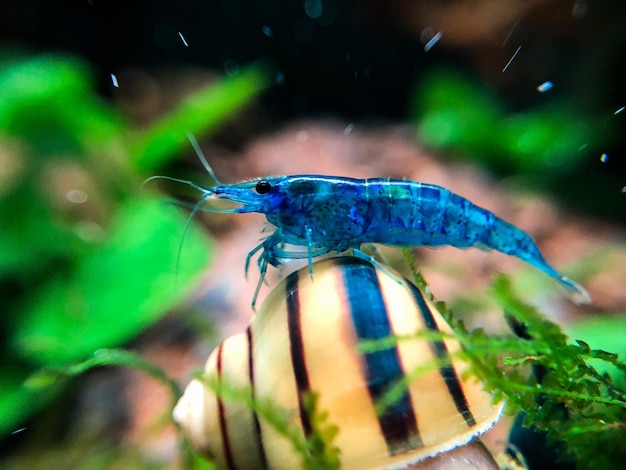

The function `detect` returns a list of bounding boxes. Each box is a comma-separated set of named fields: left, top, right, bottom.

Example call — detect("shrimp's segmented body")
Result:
left=159, top=170, right=590, bottom=308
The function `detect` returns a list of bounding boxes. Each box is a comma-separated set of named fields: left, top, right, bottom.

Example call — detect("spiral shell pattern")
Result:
left=174, top=257, right=503, bottom=469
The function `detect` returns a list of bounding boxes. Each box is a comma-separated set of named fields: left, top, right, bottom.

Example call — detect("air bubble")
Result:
left=423, top=31, right=442, bottom=52
left=224, top=59, right=239, bottom=76
left=304, top=0, right=323, bottom=19
left=66, top=190, right=88, bottom=204
left=178, top=31, right=189, bottom=47
left=537, top=81, right=554, bottom=93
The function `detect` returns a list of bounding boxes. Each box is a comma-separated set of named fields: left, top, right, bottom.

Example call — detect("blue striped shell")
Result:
left=174, top=257, right=503, bottom=469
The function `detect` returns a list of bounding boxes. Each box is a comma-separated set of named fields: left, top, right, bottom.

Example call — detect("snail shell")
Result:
left=174, top=257, right=503, bottom=469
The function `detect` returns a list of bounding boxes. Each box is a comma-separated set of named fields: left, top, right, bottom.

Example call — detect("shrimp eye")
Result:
left=255, top=180, right=272, bottom=194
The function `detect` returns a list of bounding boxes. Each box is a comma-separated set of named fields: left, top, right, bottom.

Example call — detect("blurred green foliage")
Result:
left=412, top=70, right=624, bottom=220
left=567, top=315, right=626, bottom=390
left=413, top=70, right=614, bottom=173
left=0, top=54, right=271, bottom=437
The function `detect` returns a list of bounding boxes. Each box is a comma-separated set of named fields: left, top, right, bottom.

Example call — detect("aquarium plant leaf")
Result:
left=11, top=198, right=212, bottom=366
left=131, top=61, right=273, bottom=171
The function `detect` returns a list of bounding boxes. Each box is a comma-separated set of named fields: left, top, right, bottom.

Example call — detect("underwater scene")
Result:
left=1, top=1, right=625, bottom=469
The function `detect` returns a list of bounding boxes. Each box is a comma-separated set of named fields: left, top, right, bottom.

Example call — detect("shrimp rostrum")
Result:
left=160, top=171, right=590, bottom=309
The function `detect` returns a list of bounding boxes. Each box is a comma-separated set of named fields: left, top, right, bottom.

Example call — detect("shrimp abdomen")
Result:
left=365, top=180, right=590, bottom=303
left=365, top=181, right=479, bottom=247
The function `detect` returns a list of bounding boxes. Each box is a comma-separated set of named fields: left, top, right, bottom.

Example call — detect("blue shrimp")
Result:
left=151, top=148, right=590, bottom=308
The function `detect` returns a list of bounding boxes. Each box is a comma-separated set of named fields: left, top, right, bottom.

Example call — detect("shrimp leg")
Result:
left=247, top=230, right=331, bottom=310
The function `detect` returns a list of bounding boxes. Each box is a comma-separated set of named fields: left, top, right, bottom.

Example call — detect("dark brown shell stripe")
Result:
left=285, top=271, right=314, bottom=437
left=282, top=257, right=423, bottom=458
left=215, top=343, right=236, bottom=470
left=339, top=258, right=422, bottom=455
left=214, top=329, right=268, bottom=470
left=246, top=326, right=269, bottom=468
left=408, top=282, right=476, bottom=427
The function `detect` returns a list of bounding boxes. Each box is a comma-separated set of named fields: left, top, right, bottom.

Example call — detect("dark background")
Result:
left=2, top=0, right=625, bottom=219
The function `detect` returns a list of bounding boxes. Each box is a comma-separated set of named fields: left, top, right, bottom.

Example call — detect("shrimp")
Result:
left=149, top=141, right=590, bottom=309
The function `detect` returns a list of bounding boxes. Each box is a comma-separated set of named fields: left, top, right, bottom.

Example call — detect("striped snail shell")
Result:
left=174, top=257, right=503, bottom=469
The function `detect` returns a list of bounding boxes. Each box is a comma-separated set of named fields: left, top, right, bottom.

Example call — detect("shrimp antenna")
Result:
left=142, top=134, right=221, bottom=288
left=140, top=175, right=213, bottom=288
left=186, top=132, right=221, bottom=185
left=170, top=135, right=224, bottom=287
left=171, top=190, right=214, bottom=288
left=142, top=175, right=212, bottom=195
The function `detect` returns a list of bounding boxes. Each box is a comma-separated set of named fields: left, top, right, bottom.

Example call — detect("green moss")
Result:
left=457, top=276, right=626, bottom=468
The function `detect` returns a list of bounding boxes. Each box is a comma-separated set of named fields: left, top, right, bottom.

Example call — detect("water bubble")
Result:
left=66, top=189, right=88, bottom=204
left=296, top=130, right=310, bottom=141
left=573, top=0, right=588, bottom=17
left=423, top=31, right=442, bottom=52
left=276, top=72, right=285, bottom=85
left=76, top=221, right=104, bottom=243
left=502, top=17, right=520, bottom=47
left=600, top=153, right=609, bottom=163
left=502, top=46, right=522, bottom=72
left=420, top=27, right=435, bottom=44
left=224, top=59, right=239, bottom=76
left=537, top=81, right=554, bottom=92
left=110, top=74, right=119, bottom=88
left=178, top=31, right=189, bottom=47
left=614, top=106, right=625, bottom=115
left=262, top=25, right=273, bottom=37
left=304, top=0, right=323, bottom=20
left=344, top=123, right=355, bottom=135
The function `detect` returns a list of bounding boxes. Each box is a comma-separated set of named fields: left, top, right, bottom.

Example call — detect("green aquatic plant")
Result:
left=412, top=69, right=625, bottom=221
left=0, top=53, right=272, bottom=437
left=448, top=277, right=626, bottom=469
left=413, top=69, right=613, bottom=174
